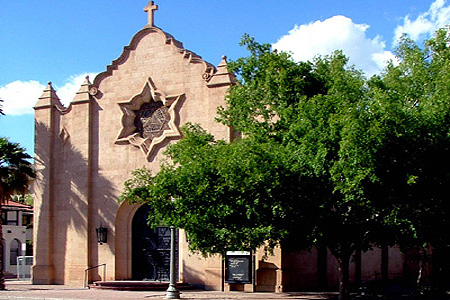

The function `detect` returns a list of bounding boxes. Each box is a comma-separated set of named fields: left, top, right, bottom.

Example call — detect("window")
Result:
left=6, top=211, right=19, bottom=226
left=25, top=240, right=33, bottom=256
left=22, top=213, right=33, bottom=228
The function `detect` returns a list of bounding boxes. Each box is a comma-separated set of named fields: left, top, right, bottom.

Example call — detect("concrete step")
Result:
left=88, top=280, right=194, bottom=291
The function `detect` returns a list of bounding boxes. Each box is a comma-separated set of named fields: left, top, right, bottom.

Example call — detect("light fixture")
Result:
left=96, top=224, right=107, bottom=244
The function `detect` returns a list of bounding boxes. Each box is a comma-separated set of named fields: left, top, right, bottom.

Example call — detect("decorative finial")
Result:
left=219, top=55, right=228, bottom=66
left=144, top=1, right=158, bottom=27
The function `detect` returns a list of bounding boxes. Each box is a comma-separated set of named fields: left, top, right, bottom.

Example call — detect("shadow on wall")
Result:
left=256, top=261, right=278, bottom=292
left=34, top=120, right=117, bottom=284
left=181, top=261, right=206, bottom=289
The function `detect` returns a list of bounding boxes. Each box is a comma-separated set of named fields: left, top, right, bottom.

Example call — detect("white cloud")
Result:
left=55, top=73, right=97, bottom=107
left=0, top=73, right=97, bottom=116
left=394, top=0, right=450, bottom=44
left=0, top=80, right=46, bottom=115
left=272, top=15, right=395, bottom=76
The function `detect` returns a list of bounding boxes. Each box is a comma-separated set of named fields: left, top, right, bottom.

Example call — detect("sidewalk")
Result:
left=0, top=280, right=337, bottom=300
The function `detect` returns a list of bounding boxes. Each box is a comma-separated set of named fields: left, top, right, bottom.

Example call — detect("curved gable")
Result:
left=92, top=26, right=216, bottom=92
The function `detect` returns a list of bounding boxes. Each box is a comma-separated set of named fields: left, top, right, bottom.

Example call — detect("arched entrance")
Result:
left=10, top=239, right=21, bottom=266
left=131, top=204, right=178, bottom=281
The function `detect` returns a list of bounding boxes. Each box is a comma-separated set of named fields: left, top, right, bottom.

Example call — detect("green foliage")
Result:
left=122, top=37, right=389, bottom=259
left=367, top=29, right=450, bottom=250
left=217, top=34, right=325, bottom=140
left=122, top=30, right=450, bottom=298
left=0, top=137, right=35, bottom=203
left=122, top=124, right=295, bottom=255
left=221, top=37, right=389, bottom=256
left=11, top=193, right=34, bottom=206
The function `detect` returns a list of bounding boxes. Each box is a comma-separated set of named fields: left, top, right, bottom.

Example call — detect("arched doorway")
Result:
left=10, top=239, right=21, bottom=266
left=132, top=204, right=178, bottom=281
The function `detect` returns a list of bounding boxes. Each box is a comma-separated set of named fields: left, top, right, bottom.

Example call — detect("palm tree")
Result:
left=0, top=138, right=34, bottom=289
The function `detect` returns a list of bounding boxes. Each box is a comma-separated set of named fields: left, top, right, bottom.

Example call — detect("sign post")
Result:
left=165, top=226, right=180, bottom=299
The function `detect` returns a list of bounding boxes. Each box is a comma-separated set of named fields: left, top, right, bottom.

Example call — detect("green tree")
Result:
left=11, top=193, right=34, bottom=206
left=122, top=36, right=392, bottom=300
left=122, top=124, right=297, bottom=254
left=0, top=99, right=4, bottom=115
left=280, top=55, right=387, bottom=300
left=367, top=29, right=450, bottom=291
left=220, top=37, right=392, bottom=300
left=217, top=34, right=325, bottom=141
left=0, top=138, right=35, bottom=289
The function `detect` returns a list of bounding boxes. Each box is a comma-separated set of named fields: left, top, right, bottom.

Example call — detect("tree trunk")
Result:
left=337, top=254, right=351, bottom=300
left=329, top=245, right=353, bottom=300
left=0, top=204, right=5, bottom=290
left=417, top=246, right=428, bottom=289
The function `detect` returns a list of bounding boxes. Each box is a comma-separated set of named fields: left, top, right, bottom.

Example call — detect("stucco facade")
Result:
left=32, top=1, right=408, bottom=292
left=33, top=1, right=234, bottom=289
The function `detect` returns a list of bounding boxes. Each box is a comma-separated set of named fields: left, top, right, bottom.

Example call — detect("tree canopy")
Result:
left=123, top=125, right=297, bottom=254
left=0, top=138, right=35, bottom=203
left=121, top=30, right=450, bottom=299
left=367, top=30, right=450, bottom=265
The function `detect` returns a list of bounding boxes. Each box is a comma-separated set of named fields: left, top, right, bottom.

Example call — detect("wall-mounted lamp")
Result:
left=96, top=224, right=108, bottom=245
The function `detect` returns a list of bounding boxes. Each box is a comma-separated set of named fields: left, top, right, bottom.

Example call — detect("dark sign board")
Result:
left=225, top=252, right=252, bottom=284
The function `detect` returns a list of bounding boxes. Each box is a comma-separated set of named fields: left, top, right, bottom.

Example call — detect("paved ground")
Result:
left=5, top=280, right=450, bottom=300
left=0, top=280, right=337, bottom=300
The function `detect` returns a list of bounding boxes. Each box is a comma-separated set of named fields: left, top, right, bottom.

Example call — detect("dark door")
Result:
left=132, top=204, right=178, bottom=281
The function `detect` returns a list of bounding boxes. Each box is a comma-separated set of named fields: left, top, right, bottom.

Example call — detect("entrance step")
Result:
left=88, top=281, right=194, bottom=291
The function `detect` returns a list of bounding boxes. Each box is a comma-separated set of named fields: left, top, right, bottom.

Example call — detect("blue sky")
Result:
left=0, top=0, right=447, bottom=155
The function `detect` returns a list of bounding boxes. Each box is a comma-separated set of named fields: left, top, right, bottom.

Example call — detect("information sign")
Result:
left=225, top=251, right=252, bottom=284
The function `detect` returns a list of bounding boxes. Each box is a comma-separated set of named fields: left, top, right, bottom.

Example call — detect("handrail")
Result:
left=84, top=264, right=106, bottom=288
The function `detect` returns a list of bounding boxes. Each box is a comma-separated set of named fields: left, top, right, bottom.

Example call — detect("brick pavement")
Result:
left=0, top=280, right=336, bottom=300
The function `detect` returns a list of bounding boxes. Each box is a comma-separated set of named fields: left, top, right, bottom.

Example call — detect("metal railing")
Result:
left=84, top=264, right=106, bottom=288
left=17, top=256, right=33, bottom=280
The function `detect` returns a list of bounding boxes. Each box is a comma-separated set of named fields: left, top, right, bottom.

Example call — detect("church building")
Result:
left=32, top=2, right=408, bottom=292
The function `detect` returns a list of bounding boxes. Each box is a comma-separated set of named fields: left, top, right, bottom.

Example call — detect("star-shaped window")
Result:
left=115, top=77, right=184, bottom=160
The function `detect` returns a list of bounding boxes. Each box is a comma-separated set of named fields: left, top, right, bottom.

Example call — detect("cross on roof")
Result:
left=144, top=1, right=158, bottom=27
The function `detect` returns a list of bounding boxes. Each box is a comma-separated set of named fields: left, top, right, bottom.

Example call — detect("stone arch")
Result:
left=131, top=204, right=178, bottom=281
left=114, top=201, right=141, bottom=280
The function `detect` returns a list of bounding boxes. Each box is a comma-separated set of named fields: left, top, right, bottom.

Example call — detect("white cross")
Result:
left=144, top=1, right=158, bottom=27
